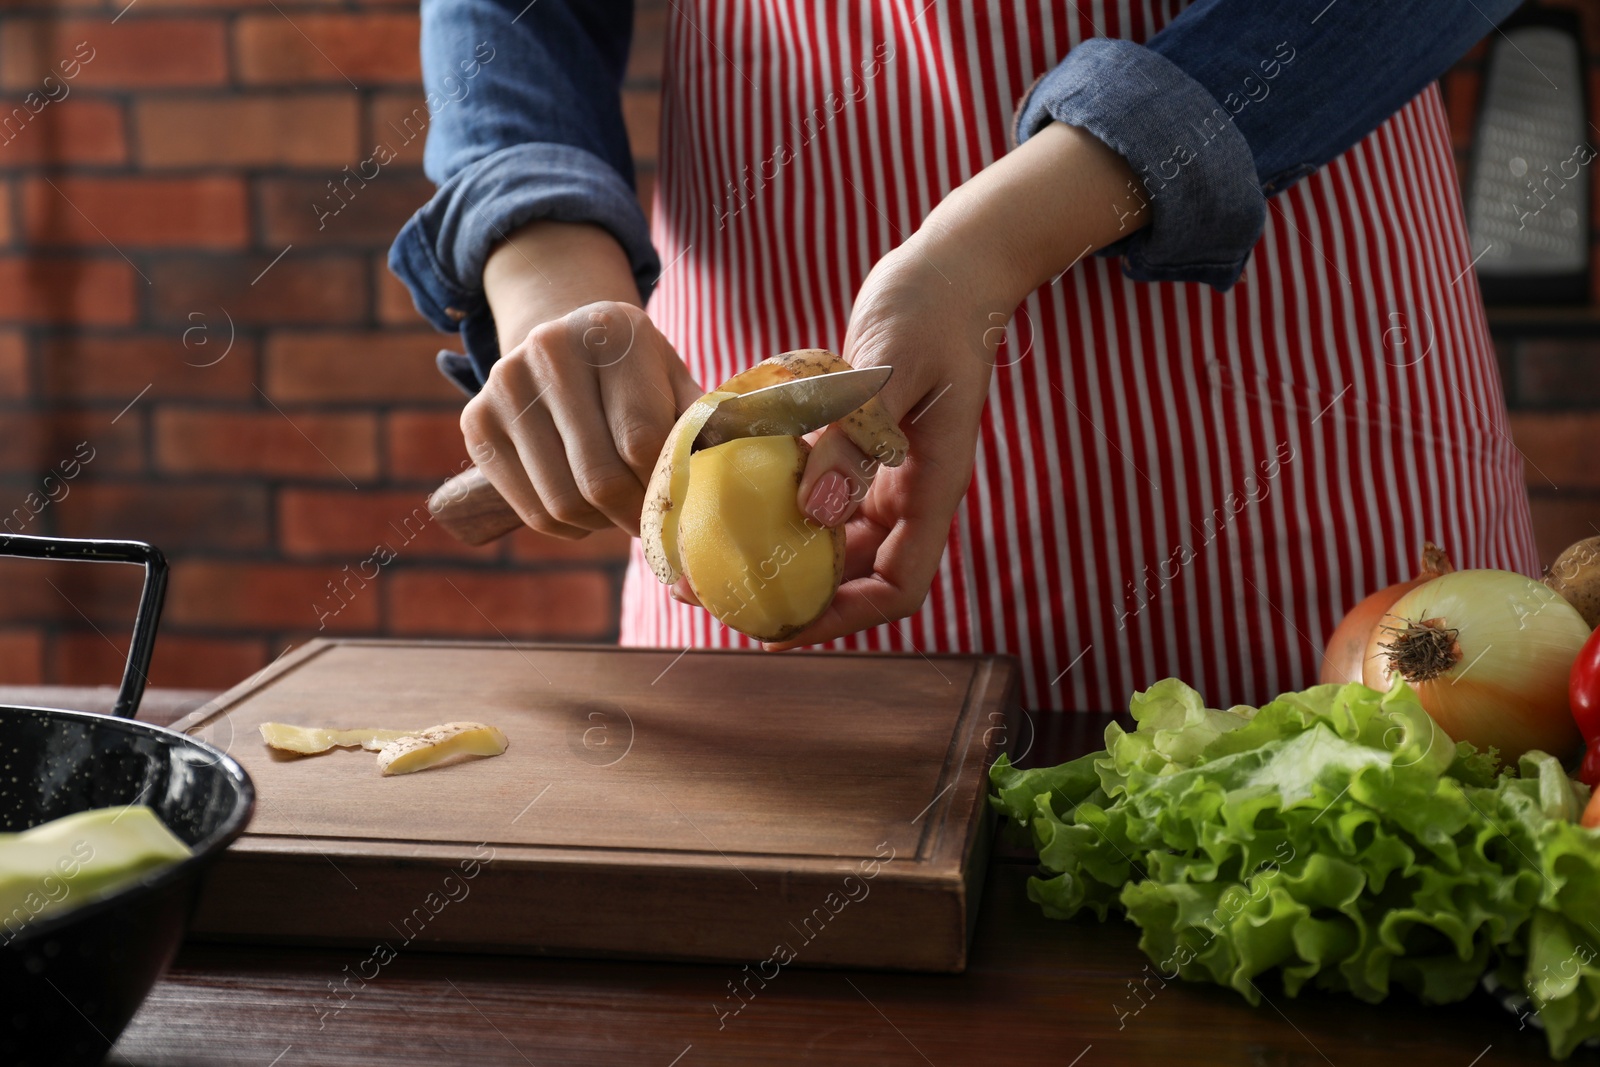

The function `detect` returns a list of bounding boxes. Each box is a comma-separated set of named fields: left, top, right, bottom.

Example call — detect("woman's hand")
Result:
left=466, top=222, right=703, bottom=539
left=766, top=122, right=1148, bottom=648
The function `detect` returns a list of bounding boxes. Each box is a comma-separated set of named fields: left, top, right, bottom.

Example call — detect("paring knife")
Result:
left=428, top=366, right=893, bottom=546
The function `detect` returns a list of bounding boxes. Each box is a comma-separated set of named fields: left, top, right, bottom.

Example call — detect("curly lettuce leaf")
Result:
left=991, top=678, right=1600, bottom=1060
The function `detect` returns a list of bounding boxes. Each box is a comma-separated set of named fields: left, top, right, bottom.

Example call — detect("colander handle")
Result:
left=0, top=535, right=167, bottom=719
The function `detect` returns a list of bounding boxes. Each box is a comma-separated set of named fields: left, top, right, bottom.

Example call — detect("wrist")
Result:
left=483, top=220, right=642, bottom=354
left=911, top=122, right=1146, bottom=308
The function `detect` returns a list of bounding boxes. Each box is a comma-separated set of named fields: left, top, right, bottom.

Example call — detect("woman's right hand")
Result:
left=467, top=223, right=702, bottom=540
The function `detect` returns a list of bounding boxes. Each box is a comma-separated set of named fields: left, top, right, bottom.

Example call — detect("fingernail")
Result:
left=805, top=471, right=850, bottom=526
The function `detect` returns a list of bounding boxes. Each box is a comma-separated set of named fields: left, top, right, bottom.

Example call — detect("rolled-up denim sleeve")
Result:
left=1016, top=0, right=1525, bottom=290
left=388, top=0, right=656, bottom=384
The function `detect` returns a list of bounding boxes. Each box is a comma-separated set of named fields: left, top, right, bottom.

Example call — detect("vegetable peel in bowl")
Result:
left=1, top=806, right=192, bottom=933
left=991, top=678, right=1600, bottom=1059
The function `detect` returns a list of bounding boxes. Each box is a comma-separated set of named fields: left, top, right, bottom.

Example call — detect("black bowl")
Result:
left=0, top=704, right=254, bottom=1067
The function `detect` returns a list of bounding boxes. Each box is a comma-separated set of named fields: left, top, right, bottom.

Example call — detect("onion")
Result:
left=1360, top=569, right=1591, bottom=762
left=1320, top=542, right=1454, bottom=685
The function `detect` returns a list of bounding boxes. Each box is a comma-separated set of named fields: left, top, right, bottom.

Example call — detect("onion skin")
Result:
left=1362, top=570, right=1590, bottom=763
left=1320, top=543, right=1453, bottom=685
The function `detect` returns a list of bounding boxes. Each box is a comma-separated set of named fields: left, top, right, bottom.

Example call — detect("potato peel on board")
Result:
left=261, top=720, right=508, bottom=776
left=376, top=722, right=508, bottom=776
left=259, top=723, right=414, bottom=754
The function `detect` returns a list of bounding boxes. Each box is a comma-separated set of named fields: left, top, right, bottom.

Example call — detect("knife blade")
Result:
left=695, top=366, right=892, bottom=448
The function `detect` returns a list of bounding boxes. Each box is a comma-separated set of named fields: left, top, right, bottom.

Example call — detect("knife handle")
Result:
left=429, top=467, right=523, bottom=546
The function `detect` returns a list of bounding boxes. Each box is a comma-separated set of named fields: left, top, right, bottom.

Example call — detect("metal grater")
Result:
left=1465, top=15, right=1590, bottom=304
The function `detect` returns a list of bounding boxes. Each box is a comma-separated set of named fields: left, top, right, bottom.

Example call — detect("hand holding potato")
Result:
left=768, top=122, right=1148, bottom=649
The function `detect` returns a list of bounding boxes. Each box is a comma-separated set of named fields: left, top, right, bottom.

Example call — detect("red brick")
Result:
left=0, top=412, right=143, bottom=477
left=167, top=561, right=380, bottom=632
left=508, top=525, right=633, bottom=564
left=1, top=19, right=227, bottom=89
left=235, top=13, right=420, bottom=85
left=0, top=98, right=125, bottom=165
left=385, top=409, right=467, bottom=480
left=51, top=630, right=268, bottom=690
left=1592, top=245, right=1600, bottom=310
left=0, top=556, right=143, bottom=626
left=148, top=254, right=367, bottom=326
left=622, top=87, right=660, bottom=163
left=0, top=628, right=44, bottom=685
left=0, top=331, right=27, bottom=399
left=369, top=93, right=429, bottom=165
left=41, top=334, right=257, bottom=401
left=1442, top=70, right=1479, bottom=151
left=278, top=487, right=500, bottom=561
left=627, top=4, right=666, bottom=84
left=258, top=172, right=434, bottom=246
left=156, top=409, right=379, bottom=480
left=54, top=482, right=270, bottom=551
left=376, top=256, right=425, bottom=325
left=1515, top=339, right=1600, bottom=408
left=388, top=569, right=615, bottom=638
left=23, top=176, right=248, bottom=248
left=0, top=178, right=11, bottom=246
left=1528, top=494, right=1600, bottom=571
left=265, top=329, right=458, bottom=403
left=0, top=257, right=136, bottom=325
left=134, top=0, right=338, bottom=8
left=1508, top=412, right=1600, bottom=490
left=136, top=95, right=359, bottom=167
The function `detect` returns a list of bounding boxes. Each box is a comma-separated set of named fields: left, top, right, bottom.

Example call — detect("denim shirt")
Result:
left=389, top=0, right=1521, bottom=391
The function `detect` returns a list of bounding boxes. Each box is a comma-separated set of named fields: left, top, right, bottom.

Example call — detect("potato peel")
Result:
left=376, top=722, right=509, bottom=777
left=640, top=390, right=737, bottom=584
left=259, top=722, right=415, bottom=755
left=722, top=350, right=909, bottom=467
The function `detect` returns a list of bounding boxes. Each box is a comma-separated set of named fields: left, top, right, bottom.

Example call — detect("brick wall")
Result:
left=0, top=0, right=665, bottom=690
left=0, top=3, right=1593, bottom=693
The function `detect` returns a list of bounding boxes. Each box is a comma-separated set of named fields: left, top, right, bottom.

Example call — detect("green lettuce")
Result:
left=992, top=679, right=1600, bottom=1059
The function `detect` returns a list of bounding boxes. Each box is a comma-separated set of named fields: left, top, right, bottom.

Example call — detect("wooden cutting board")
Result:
left=174, top=639, right=1018, bottom=972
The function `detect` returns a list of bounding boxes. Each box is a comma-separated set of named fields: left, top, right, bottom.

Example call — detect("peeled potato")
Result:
left=640, top=390, right=737, bottom=584
left=677, top=436, right=845, bottom=642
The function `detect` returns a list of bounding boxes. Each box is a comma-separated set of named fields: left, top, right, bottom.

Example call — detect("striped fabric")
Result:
left=619, top=1, right=1539, bottom=712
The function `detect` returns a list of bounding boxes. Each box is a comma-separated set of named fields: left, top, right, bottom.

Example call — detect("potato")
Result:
left=640, top=391, right=737, bottom=584
left=676, top=436, right=845, bottom=642
left=639, top=353, right=905, bottom=640
left=1547, top=534, right=1600, bottom=629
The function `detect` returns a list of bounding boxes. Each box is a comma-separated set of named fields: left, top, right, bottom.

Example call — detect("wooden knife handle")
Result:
left=428, top=467, right=524, bottom=546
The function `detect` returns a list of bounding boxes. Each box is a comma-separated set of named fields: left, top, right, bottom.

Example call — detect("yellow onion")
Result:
left=1360, top=569, right=1592, bottom=762
left=1321, top=542, right=1453, bottom=685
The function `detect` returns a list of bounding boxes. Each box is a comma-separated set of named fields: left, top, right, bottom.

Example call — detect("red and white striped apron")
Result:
left=620, top=1, right=1540, bottom=712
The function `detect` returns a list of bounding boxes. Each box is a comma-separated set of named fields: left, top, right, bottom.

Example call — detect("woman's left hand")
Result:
left=760, top=121, right=1149, bottom=649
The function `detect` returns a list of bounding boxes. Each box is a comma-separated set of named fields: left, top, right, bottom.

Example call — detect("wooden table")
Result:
left=8, top=687, right=1558, bottom=1065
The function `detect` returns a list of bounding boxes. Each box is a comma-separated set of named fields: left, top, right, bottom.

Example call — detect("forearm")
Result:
left=911, top=122, right=1146, bottom=311
left=483, top=221, right=642, bottom=355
